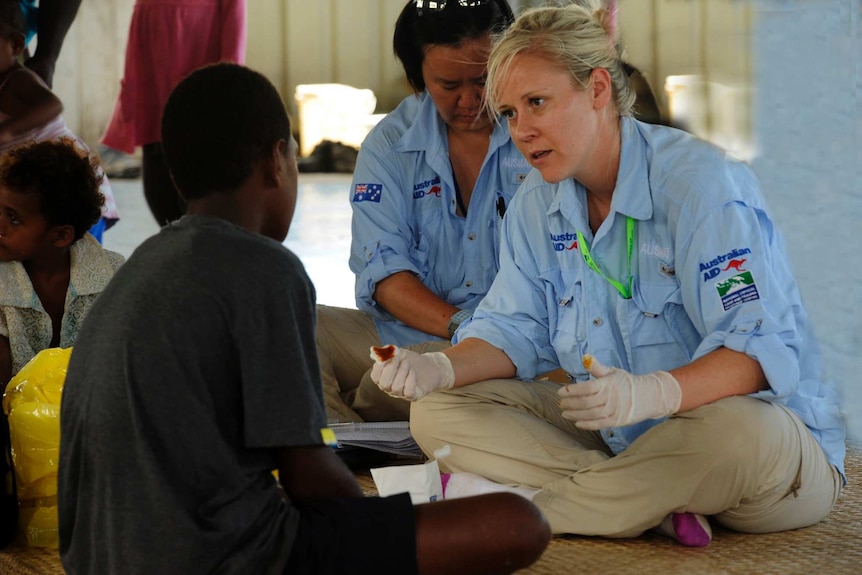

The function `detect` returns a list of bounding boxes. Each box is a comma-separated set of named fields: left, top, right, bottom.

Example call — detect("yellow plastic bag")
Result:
left=2, top=347, right=72, bottom=548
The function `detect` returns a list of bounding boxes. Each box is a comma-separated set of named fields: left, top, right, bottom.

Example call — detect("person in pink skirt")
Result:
left=102, top=0, right=247, bottom=226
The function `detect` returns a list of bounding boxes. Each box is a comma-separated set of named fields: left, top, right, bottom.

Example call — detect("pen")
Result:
left=329, top=422, right=362, bottom=432
left=496, top=196, right=506, bottom=218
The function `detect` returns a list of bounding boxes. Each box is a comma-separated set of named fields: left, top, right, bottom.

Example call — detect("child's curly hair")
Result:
left=0, top=138, right=104, bottom=240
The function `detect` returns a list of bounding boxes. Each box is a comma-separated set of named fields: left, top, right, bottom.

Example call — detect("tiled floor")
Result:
left=104, top=173, right=357, bottom=309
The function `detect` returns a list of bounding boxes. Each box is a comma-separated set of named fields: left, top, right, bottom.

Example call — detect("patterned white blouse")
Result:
left=0, top=234, right=125, bottom=377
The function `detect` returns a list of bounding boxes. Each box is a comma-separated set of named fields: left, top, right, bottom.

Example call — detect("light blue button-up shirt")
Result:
left=457, top=117, right=846, bottom=478
left=349, top=92, right=531, bottom=346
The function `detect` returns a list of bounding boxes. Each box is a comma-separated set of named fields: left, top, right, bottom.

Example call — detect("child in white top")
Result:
left=0, top=137, right=124, bottom=384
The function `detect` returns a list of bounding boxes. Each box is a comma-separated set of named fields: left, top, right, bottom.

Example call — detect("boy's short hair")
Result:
left=161, top=63, right=291, bottom=201
left=0, top=0, right=24, bottom=37
left=0, top=137, right=104, bottom=240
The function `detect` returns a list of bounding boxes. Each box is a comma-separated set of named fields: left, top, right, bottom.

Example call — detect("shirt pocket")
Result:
left=627, top=278, right=692, bottom=372
left=543, top=268, right=586, bottom=365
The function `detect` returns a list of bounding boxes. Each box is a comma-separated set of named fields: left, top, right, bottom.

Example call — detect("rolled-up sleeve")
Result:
left=679, top=187, right=807, bottom=401
left=349, top=141, right=421, bottom=319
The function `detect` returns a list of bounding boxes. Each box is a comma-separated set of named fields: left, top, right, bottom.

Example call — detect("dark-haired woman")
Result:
left=317, top=0, right=527, bottom=424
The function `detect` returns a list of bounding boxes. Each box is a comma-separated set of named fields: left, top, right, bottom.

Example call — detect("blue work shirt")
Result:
left=457, top=117, right=846, bottom=478
left=349, top=91, right=530, bottom=346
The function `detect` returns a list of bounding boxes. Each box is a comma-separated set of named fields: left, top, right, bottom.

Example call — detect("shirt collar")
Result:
left=613, top=116, right=654, bottom=221
left=0, top=234, right=116, bottom=307
left=0, top=260, right=39, bottom=308
left=69, top=234, right=118, bottom=296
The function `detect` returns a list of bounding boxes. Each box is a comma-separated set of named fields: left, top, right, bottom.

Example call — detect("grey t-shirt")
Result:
left=58, top=216, right=328, bottom=575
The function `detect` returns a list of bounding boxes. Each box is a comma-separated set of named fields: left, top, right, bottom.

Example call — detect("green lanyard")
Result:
left=576, top=216, right=636, bottom=299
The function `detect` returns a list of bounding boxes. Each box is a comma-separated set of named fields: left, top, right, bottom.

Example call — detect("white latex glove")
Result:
left=369, top=346, right=455, bottom=401
left=558, top=355, right=682, bottom=430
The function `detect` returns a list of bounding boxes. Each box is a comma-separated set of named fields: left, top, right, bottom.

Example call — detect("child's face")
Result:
left=0, top=184, right=57, bottom=262
left=0, top=32, right=24, bottom=74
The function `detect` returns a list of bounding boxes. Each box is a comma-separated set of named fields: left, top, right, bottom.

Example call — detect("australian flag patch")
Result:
left=353, top=183, right=382, bottom=203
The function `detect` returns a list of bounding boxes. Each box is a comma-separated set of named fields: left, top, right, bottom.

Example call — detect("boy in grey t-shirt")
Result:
left=57, top=62, right=549, bottom=575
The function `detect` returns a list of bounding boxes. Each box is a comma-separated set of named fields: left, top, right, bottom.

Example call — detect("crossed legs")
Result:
left=411, top=379, right=840, bottom=538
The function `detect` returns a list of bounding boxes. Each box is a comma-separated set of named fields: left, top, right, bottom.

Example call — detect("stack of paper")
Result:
left=330, top=421, right=424, bottom=459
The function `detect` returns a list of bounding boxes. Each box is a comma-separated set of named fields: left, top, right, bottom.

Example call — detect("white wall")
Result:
left=53, top=0, right=134, bottom=145
left=246, top=0, right=414, bottom=120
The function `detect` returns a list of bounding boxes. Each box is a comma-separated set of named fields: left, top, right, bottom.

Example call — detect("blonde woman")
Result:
left=371, top=1, right=845, bottom=547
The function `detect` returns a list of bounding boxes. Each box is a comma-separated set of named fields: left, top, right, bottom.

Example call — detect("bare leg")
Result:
left=142, top=142, right=186, bottom=226
left=414, top=493, right=550, bottom=575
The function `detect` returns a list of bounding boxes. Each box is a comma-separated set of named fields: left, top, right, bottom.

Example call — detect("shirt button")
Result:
left=607, top=430, right=615, bottom=437
left=593, top=317, right=603, bottom=326
left=468, top=233, right=476, bottom=240
left=465, top=280, right=473, bottom=287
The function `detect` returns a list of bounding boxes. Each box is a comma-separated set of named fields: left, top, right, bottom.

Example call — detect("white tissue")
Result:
left=370, top=444, right=451, bottom=504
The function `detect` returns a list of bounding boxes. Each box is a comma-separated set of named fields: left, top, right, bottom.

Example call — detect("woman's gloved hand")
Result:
left=558, top=354, right=681, bottom=429
left=369, top=346, right=455, bottom=401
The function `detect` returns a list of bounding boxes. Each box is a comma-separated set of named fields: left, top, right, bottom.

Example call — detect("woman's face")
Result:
left=421, top=35, right=493, bottom=134
left=495, top=52, right=612, bottom=184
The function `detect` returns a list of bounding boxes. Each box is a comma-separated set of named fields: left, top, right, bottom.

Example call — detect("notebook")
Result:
left=330, top=421, right=425, bottom=459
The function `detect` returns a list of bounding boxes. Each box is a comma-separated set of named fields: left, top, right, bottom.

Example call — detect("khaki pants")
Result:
left=316, top=305, right=448, bottom=422
left=316, top=305, right=377, bottom=423
left=411, top=379, right=841, bottom=537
